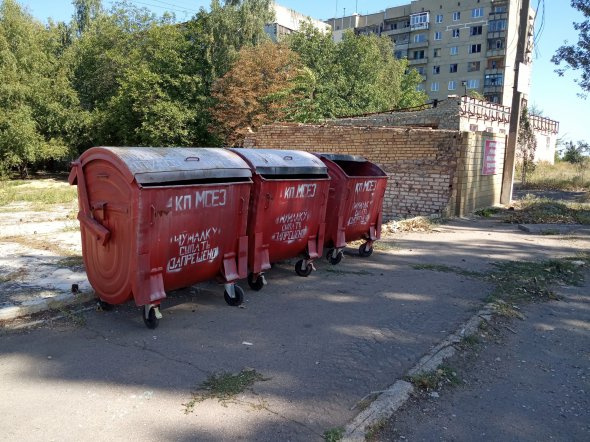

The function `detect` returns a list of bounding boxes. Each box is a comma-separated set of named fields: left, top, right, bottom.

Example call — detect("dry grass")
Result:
left=0, top=179, right=77, bottom=208
left=520, top=161, right=590, bottom=191
left=505, top=195, right=590, bottom=225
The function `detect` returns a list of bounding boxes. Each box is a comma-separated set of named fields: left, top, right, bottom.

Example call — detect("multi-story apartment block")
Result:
left=265, top=2, right=331, bottom=41
left=326, top=0, right=534, bottom=106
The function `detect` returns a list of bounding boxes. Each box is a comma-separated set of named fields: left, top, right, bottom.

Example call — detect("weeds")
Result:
left=56, top=256, right=84, bottom=269
left=461, top=334, right=480, bottom=347
left=505, top=195, right=590, bottom=225
left=518, top=161, right=589, bottom=191
left=474, top=207, right=502, bottom=217
left=0, top=179, right=77, bottom=207
left=411, top=263, right=483, bottom=278
left=57, top=307, right=86, bottom=327
left=408, top=365, right=461, bottom=391
left=324, top=267, right=373, bottom=276
left=323, top=427, right=344, bottom=442
left=183, top=369, right=268, bottom=414
left=365, top=419, right=387, bottom=441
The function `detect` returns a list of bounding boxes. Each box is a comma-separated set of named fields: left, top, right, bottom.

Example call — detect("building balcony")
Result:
left=382, top=27, right=411, bottom=36
left=410, top=22, right=429, bottom=31
left=485, top=68, right=504, bottom=75
left=489, top=12, right=508, bottom=20
left=409, top=40, right=429, bottom=49
left=487, top=30, right=506, bottom=39
left=483, top=84, right=503, bottom=93
left=486, top=49, right=506, bottom=57
left=408, top=57, right=428, bottom=65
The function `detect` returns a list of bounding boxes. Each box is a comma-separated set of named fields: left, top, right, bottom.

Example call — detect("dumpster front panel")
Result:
left=138, top=182, right=251, bottom=299
left=248, top=177, right=330, bottom=273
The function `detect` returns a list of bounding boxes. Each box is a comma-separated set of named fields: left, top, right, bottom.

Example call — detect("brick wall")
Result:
left=243, top=124, right=464, bottom=220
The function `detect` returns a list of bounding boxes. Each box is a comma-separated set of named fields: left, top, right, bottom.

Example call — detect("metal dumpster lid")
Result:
left=316, top=153, right=367, bottom=163
left=229, top=148, right=327, bottom=176
left=88, top=147, right=252, bottom=184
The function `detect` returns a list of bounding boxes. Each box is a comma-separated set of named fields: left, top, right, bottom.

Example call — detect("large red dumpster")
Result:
left=314, top=153, right=388, bottom=264
left=229, top=148, right=330, bottom=290
left=69, top=147, right=252, bottom=328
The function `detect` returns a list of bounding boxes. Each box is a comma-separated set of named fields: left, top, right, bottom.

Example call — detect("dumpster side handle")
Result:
left=69, top=161, right=111, bottom=246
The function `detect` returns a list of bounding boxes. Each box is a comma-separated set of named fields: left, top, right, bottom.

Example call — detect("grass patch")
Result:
left=409, top=365, right=461, bottom=391
left=57, top=307, right=86, bottom=327
left=0, top=179, right=77, bottom=207
left=505, top=196, right=590, bottom=225
left=323, top=427, right=344, bottom=442
left=474, top=207, right=502, bottom=217
left=519, top=161, right=590, bottom=191
left=56, top=256, right=84, bottom=268
left=365, top=419, right=387, bottom=441
left=183, top=369, right=268, bottom=414
left=461, top=334, right=480, bottom=347
left=486, top=258, right=588, bottom=304
left=324, top=267, right=373, bottom=276
left=411, top=263, right=483, bottom=278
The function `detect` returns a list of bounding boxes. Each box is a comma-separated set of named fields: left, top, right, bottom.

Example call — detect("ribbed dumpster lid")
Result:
left=95, top=147, right=252, bottom=184
left=316, top=153, right=367, bottom=162
left=230, top=148, right=327, bottom=176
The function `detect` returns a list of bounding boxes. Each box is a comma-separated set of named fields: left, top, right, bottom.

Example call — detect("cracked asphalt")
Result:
left=1, top=216, right=589, bottom=441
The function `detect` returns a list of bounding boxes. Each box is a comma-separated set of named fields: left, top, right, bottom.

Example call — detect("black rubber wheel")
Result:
left=359, top=243, right=374, bottom=257
left=224, top=285, right=244, bottom=306
left=247, top=273, right=265, bottom=291
left=295, top=259, right=313, bottom=277
left=326, top=248, right=335, bottom=262
left=143, top=307, right=159, bottom=329
left=97, top=300, right=114, bottom=311
left=328, top=251, right=343, bottom=265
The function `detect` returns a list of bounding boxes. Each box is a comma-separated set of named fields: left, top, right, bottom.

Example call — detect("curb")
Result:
left=0, top=291, right=95, bottom=322
left=342, top=305, right=494, bottom=441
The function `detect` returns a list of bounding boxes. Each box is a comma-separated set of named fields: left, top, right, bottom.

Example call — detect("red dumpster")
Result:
left=229, top=148, right=330, bottom=290
left=314, top=153, right=388, bottom=264
left=68, top=147, right=252, bottom=328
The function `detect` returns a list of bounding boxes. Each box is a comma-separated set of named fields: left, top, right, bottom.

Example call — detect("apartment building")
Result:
left=265, top=2, right=331, bottom=41
left=326, top=0, right=534, bottom=106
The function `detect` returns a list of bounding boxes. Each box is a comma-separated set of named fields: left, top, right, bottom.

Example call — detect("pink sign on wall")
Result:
left=482, top=139, right=502, bottom=175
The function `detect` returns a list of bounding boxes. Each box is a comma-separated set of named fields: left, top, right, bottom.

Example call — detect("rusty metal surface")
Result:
left=317, top=155, right=388, bottom=249
left=229, top=148, right=327, bottom=176
left=72, top=147, right=252, bottom=307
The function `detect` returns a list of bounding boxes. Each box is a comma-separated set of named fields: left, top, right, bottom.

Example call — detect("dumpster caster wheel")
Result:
left=327, top=249, right=343, bottom=265
left=247, top=273, right=266, bottom=291
left=359, top=243, right=373, bottom=257
left=97, top=300, right=114, bottom=312
left=295, top=259, right=313, bottom=277
left=143, top=305, right=162, bottom=329
left=224, top=285, right=244, bottom=306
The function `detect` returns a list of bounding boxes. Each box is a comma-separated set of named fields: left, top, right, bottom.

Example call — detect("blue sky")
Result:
left=18, top=0, right=589, bottom=143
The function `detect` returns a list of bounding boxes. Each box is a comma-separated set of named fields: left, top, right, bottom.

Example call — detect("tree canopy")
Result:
left=552, top=0, right=590, bottom=97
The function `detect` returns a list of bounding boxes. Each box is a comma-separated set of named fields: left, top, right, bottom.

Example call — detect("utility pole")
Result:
left=500, top=0, right=532, bottom=205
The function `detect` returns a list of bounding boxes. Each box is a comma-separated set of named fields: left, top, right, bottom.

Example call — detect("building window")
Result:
left=433, top=48, right=441, bottom=57
left=452, top=29, right=460, bottom=38
left=450, top=63, right=458, bottom=73
left=394, top=50, right=405, bottom=59
left=489, top=19, right=507, bottom=32
left=469, top=44, right=482, bottom=53
left=472, top=7, right=484, bottom=18
left=450, top=46, right=458, bottom=55
left=431, top=82, right=440, bottom=92
left=452, top=11, right=460, bottom=21
left=485, top=73, right=504, bottom=86
left=467, top=61, right=481, bottom=72
left=434, top=31, right=442, bottom=40
left=467, top=79, right=480, bottom=89
left=413, top=50, right=425, bottom=59
left=414, top=33, right=427, bottom=43
left=493, top=5, right=507, bottom=13
left=410, top=12, right=430, bottom=30
left=470, top=25, right=482, bottom=36
left=433, top=65, right=440, bottom=74
left=494, top=39, right=504, bottom=49
left=416, top=66, right=426, bottom=75
left=436, top=14, right=443, bottom=23
left=448, top=80, right=457, bottom=90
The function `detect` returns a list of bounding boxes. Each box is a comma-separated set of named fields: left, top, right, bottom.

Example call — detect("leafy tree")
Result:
left=562, top=140, right=589, bottom=164
left=517, top=108, right=538, bottom=185
left=552, top=0, right=590, bottom=97
left=210, top=41, right=302, bottom=145
left=0, top=0, right=82, bottom=176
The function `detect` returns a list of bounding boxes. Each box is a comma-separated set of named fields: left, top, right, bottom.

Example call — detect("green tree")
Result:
left=562, top=140, right=589, bottom=164
left=552, top=0, right=590, bottom=97
left=517, top=108, right=538, bottom=185
left=0, top=0, right=82, bottom=176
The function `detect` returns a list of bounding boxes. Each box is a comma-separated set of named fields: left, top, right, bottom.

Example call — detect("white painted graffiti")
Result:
left=354, top=180, right=377, bottom=193
left=168, top=189, right=226, bottom=212
left=271, top=210, right=309, bottom=242
left=347, top=201, right=371, bottom=226
left=282, top=183, right=317, bottom=199
left=167, top=227, right=221, bottom=272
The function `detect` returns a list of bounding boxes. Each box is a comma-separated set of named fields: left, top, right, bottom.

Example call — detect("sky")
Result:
left=16, top=0, right=590, bottom=143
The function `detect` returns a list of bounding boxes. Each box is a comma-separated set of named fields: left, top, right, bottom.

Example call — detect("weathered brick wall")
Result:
left=327, top=98, right=462, bottom=130
left=454, top=132, right=506, bottom=215
left=243, top=124, right=463, bottom=220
